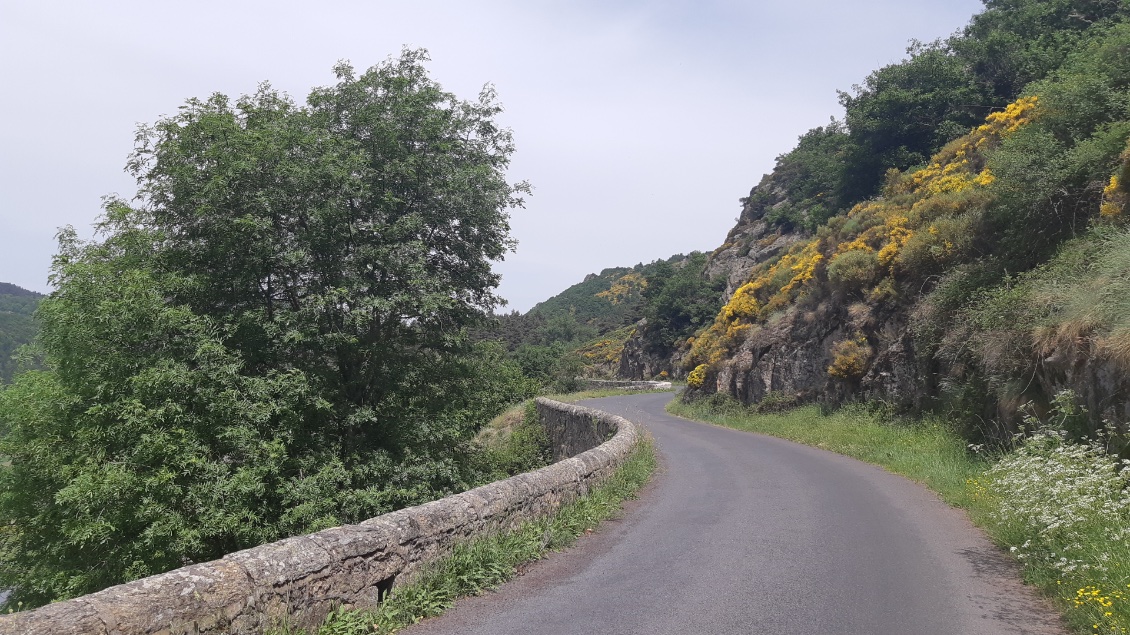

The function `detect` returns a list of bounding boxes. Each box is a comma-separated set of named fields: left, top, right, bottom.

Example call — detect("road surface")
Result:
left=405, top=392, right=1065, bottom=634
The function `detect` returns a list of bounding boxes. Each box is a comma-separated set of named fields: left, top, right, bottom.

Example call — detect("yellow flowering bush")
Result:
left=827, top=335, right=873, bottom=379
left=596, top=272, right=647, bottom=304
left=1102, top=139, right=1129, bottom=220
left=1101, top=175, right=1125, bottom=218
left=687, top=364, right=708, bottom=388
left=893, top=96, right=1037, bottom=196
left=826, top=248, right=879, bottom=292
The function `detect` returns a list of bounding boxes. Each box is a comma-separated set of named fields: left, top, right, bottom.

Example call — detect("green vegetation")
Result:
left=469, top=402, right=551, bottom=483
left=637, top=252, right=725, bottom=360
left=269, top=438, right=656, bottom=635
left=0, top=51, right=536, bottom=608
left=747, top=0, right=1130, bottom=229
left=0, top=283, right=42, bottom=385
left=669, top=395, right=1130, bottom=635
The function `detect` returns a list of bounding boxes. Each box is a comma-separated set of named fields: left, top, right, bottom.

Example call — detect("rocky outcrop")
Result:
left=696, top=301, right=929, bottom=411
left=617, top=319, right=674, bottom=380
left=1033, top=343, right=1130, bottom=431
left=0, top=399, right=642, bottom=635
left=705, top=181, right=808, bottom=299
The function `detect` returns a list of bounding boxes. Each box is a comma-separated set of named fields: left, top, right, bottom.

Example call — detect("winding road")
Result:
left=405, top=392, right=1066, bottom=634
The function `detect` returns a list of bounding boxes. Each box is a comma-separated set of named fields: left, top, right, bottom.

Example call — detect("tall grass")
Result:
left=668, top=395, right=1130, bottom=635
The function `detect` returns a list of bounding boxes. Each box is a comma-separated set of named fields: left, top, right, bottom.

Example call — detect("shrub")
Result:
left=827, top=335, right=873, bottom=380
left=826, top=249, right=879, bottom=294
left=687, top=364, right=708, bottom=388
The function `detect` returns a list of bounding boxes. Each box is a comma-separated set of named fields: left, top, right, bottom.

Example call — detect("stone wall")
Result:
left=537, top=398, right=615, bottom=462
left=579, top=379, right=673, bottom=392
left=0, top=399, right=641, bottom=635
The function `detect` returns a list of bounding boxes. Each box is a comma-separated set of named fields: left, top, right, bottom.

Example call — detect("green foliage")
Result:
left=753, top=121, right=855, bottom=230
left=0, top=248, right=312, bottom=601
left=470, top=401, right=551, bottom=482
left=956, top=0, right=1130, bottom=101
left=638, top=252, right=724, bottom=357
left=838, top=40, right=995, bottom=202
left=0, top=50, right=530, bottom=607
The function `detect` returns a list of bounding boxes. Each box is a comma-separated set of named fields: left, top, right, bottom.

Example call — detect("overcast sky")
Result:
left=1, top=0, right=985, bottom=312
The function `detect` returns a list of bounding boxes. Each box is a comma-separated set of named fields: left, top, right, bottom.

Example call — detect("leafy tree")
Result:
left=639, top=253, right=725, bottom=356
left=838, top=41, right=994, bottom=202
left=756, top=120, right=855, bottom=230
left=0, top=50, right=528, bottom=606
left=956, top=0, right=1130, bottom=101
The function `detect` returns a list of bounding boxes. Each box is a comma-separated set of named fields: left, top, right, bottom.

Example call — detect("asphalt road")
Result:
left=405, top=392, right=1066, bottom=635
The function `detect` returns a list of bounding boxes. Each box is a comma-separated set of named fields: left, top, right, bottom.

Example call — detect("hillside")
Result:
left=667, top=0, right=1130, bottom=442
left=478, top=252, right=722, bottom=385
left=0, top=282, right=42, bottom=383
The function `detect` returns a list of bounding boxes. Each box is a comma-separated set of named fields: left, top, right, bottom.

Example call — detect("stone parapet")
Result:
left=0, top=399, right=640, bottom=635
left=580, top=379, right=673, bottom=391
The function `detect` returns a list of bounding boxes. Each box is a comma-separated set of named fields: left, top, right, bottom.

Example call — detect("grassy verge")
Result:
left=667, top=398, right=985, bottom=506
left=272, top=438, right=656, bottom=635
left=667, top=396, right=1130, bottom=635
left=545, top=387, right=674, bottom=403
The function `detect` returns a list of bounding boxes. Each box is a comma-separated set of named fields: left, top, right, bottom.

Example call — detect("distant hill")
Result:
left=529, top=266, right=647, bottom=333
left=477, top=253, right=722, bottom=385
left=0, top=282, right=43, bottom=383
left=529, top=254, right=695, bottom=332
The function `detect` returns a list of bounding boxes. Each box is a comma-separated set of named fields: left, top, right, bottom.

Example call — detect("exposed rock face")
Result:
left=689, top=177, right=932, bottom=412
left=617, top=319, right=671, bottom=381
left=1035, top=344, right=1130, bottom=429
left=704, top=197, right=807, bottom=300
left=695, top=302, right=931, bottom=413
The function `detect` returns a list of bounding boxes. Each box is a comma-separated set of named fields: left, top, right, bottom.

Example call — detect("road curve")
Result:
left=404, top=392, right=1065, bottom=635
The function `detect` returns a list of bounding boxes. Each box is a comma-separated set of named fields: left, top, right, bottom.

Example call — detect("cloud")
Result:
left=0, top=0, right=983, bottom=311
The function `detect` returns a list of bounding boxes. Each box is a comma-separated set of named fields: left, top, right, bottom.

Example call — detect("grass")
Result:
left=470, top=401, right=551, bottom=484
left=667, top=397, right=985, bottom=507
left=668, top=394, right=1130, bottom=635
left=544, top=386, right=674, bottom=403
left=270, top=437, right=656, bottom=635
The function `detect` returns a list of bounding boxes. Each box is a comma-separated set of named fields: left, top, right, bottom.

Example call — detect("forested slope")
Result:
left=478, top=252, right=723, bottom=385
left=0, top=283, right=41, bottom=384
